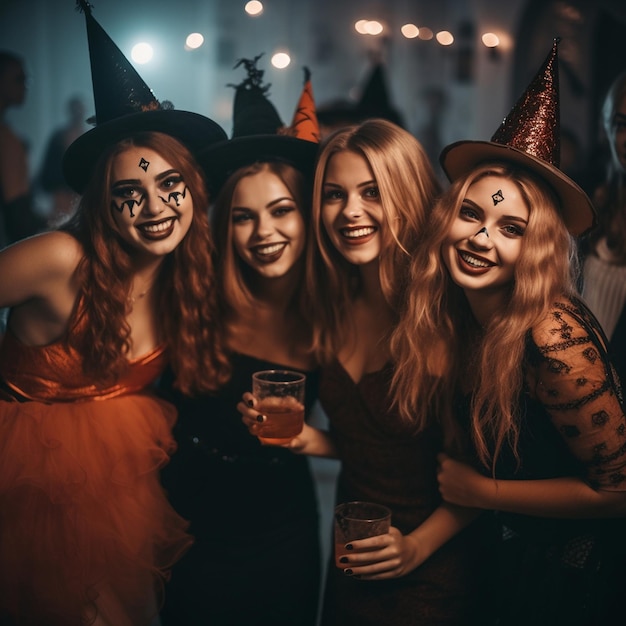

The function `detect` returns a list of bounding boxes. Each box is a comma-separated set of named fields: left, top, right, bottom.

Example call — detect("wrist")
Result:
left=476, top=475, right=498, bottom=509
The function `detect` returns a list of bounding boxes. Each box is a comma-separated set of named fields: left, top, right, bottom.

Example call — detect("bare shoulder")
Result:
left=0, top=231, right=85, bottom=308
left=2, top=231, right=83, bottom=271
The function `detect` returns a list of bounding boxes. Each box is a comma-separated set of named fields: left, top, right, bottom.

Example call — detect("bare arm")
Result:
left=437, top=453, right=626, bottom=518
left=0, top=231, right=83, bottom=344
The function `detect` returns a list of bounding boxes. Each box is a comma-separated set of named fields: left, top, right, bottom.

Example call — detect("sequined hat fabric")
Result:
left=440, top=39, right=596, bottom=236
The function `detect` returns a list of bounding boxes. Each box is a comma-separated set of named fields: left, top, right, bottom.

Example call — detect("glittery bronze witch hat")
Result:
left=62, top=0, right=226, bottom=193
left=198, top=55, right=320, bottom=194
left=440, top=39, right=596, bottom=236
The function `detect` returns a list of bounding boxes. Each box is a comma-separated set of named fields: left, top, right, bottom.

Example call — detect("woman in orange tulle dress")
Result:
left=0, top=5, right=230, bottom=624
left=0, top=124, right=229, bottom=626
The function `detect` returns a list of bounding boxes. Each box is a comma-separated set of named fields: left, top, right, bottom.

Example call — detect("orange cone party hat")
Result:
left=440, top=38, right=595, bottom=236
left=281, top=67, right=321, bottom=143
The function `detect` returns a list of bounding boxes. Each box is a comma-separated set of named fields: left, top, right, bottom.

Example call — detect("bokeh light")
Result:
left=131, top=42, right=153, bottom=64
left=355, top=20, right=369, bottom=34
left=418, top=27, right=434, bottom=41
left=365, top=20, right=384, bottom=35
left=245, top=1, right=263, bottom=16
left=436, top=31, right=454, bottom=45
left=271, top=52, right=291, bottom=69
left=401, top=24, right=419, bottom=39
left=482, top=32, right=500, bottom=47
left=185, top=33, right=204, bottom=50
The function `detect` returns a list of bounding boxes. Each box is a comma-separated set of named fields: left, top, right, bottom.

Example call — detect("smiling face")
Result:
left=109, top=146, right=193, bottom=257
left=321, top=150, right=388, bottom=266
left=230, top=170, right=306, bottom=280
left=442, top=174, right=529, bottom=299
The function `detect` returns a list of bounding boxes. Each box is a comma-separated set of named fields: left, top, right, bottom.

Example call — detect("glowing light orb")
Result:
left=436, top=31, right=454, bottom=46
left=401, top=24, right=419, bottom=39
left=245, top=1, right=263, bottom=16
left=185, top=33, right=204, bottom=49
left=271, top=52, right=291, bottom=69
left=131, top=42, right=153, bottom=64
left=482, top=33, right=500, bottom=48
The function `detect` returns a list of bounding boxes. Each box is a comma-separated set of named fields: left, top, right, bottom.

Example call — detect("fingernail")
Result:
left=247, top=399, right=254, bottom=407
left=256, top=414, right=265, bottom=423
left=343, top=568, right=353, bottom=576
left=339, top=556, right=349, bottom=564
left=345, top=544, right=353, bottom=551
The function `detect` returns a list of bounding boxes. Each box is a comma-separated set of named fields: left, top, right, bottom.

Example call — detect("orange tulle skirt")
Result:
left=0, top=392, right=192, bottom=626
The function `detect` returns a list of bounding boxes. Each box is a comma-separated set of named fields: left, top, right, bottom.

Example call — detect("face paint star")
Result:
left=492, top=189, right=504, bottom=205
left=138, top=158, right=150, bottom=172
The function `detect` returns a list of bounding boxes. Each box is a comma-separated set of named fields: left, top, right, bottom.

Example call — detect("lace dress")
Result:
left=159, top=353, right=321, bottom=626
left=319, top=360, right=496, bottom=626
left=0, top=329, right=191, bottom=626
left=484, top=296, right=626, bottom=625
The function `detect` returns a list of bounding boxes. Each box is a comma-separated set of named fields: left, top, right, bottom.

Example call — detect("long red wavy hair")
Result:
left=63, top=131, right=230, bottom=395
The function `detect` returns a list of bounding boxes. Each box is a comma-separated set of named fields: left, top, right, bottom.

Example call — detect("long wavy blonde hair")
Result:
left=305, top=118, right=441, bottom=362
left=63, top=131, right=230, bottom=395
left=391, top=162, right=578, bottom=466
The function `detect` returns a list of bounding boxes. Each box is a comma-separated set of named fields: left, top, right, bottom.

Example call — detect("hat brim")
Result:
left=62, top=110, right=227, bottom=194
left=440, top=141, right=596, bottom=237
left=197, top=135, right=319, bottom=195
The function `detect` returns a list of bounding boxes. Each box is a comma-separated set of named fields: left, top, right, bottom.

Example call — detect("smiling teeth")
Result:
left=141, top=219, right=174, bottom=233
left=342, top=227, right=376, bottom=238
left=256, top=243, right=285, bottom=255
left=460, top=251, right=491, bottom=268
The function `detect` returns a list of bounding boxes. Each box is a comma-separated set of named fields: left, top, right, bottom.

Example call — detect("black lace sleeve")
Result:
left=526, top=296, right=626, bottom=491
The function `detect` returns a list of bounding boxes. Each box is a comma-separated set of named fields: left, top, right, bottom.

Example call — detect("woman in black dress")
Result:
left=160, top=59, right=323, bottom=626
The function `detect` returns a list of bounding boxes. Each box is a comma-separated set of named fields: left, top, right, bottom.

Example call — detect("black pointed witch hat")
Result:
left=440, top=39, right=595, bottom=236
left=197, top=55, right=320, bottom=194
left=355, top=60, right=404, bottom=127
left=62, top=0, right=226, bottom=194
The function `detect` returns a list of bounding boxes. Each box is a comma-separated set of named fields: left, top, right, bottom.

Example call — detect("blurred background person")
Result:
left=37, top=94, right=87, bottom=225
left=0, top=50, right=45, bottom=246
left=582, top=71, right=626, bottom=386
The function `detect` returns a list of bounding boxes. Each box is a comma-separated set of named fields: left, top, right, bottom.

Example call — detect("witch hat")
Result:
left=440, top=38, right=595, bottom=236
left=198, top=55, right=320, bottom=193
left=355, top=60, right=405, bottom=128
left=62, top=0, right=226, bottom=194
left=280, top=67, right=321, bottom=143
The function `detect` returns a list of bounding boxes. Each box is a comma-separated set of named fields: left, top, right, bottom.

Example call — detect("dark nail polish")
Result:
left=343, top=568, right=353, bottom=576
left=339, top=556, right=349, bottom=564
left=345, top=544, right=353, bottom=551
left=256, top=414, right=265, bottom=423
left=247, top=399, right=254, bottom=407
